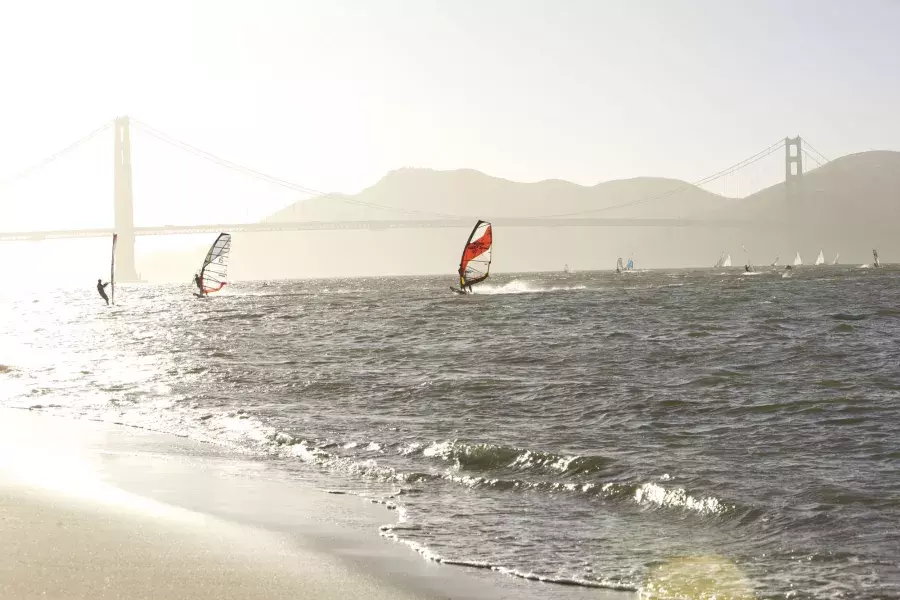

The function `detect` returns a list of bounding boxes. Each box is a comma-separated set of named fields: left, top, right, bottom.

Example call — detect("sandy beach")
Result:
left=0, top=409, right=630, bottom=600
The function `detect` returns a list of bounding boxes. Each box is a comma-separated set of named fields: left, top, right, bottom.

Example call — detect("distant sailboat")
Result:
left=815, top=250, right=825, bottom=266
left=723, top=254, right=732, bottom=267
left=873, top=249, right=881, bottom=268
left=832, top=253, right=839, bottom=265
left=714, top=252, right=725, bottom=268
left=771, top=254, right=780, bottom=267
left=626, top=257, right=634, bottom=271
left=563, top=264, right=570, bottom=274
left=794, top=252, right=803, bottom=266
left=616, top=257, right=624, bottom=273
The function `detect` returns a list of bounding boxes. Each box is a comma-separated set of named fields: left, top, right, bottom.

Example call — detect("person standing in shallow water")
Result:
left=96, top=279, right=110, bottom=305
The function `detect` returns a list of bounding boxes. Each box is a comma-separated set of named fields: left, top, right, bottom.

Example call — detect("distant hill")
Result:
left=720, top=150, right=900, bottom=227
left=132, top=150, right=898, bottom=281
left=267, top=168, right=739, bottom=222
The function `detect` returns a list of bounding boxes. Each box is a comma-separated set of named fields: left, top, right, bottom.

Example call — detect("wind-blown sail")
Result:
left=626, top=258, right=634, bottom=270
left=714, top=252, right=725, bottom=268
left=832, top=253, right=839, bottom=265
left=815, top=250, right=825, bottom=266
left=771, top=254, right=780, bottom=267
left=723, top=254, right=732, bottom=267
left=873, top=249, right=881, bottom=268
left=458, top=220, right=492, bottom=288
left=199, top=233, right=232, bottom=294
left=616, top=257, right=624, bottom=273
left=794, top=252, right=803, bottom=266
left=110, top=233, right=118, bottom=305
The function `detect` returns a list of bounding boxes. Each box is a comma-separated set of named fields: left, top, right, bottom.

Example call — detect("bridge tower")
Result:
left=113, top=116, right=139, bottom=281
left=785, top=136, right=803, bottom=201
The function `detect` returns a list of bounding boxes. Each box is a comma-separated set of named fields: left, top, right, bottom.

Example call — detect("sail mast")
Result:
left=111, top=233, right=118, bottom=305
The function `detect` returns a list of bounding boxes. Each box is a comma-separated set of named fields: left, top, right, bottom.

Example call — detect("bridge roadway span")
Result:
left=0, top=217, right=751, bottom=241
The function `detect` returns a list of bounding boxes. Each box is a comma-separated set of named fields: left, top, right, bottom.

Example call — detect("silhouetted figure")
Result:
left=96, top=279, right=109, bottom=305
left=194, top=273, right=204, bottom=296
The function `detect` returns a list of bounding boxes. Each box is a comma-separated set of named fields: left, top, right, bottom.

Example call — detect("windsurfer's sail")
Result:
left=616, top=257, right=624, bottom=273
left=626, top=257, right=634, bottom=270
left=794, top=252, right=803, bottom=266
left=815, top=250, right=825, bottom=266
left=832, top=253, right=839, bottom=265
left=110, top=233, right=118, bottom=305
left=199, top=233, right=232, bottom=294
left=714, top=252, right=725, bottom=268
left=771, top=254, right=780, bottom=267
left=723, top=254, right=732, bottom=267
left=458, top=220, right=492, bottom=288
left=873, top=249, right=881, bottom=268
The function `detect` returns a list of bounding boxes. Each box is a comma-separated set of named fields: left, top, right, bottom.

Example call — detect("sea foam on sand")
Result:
left=0, top=409, right=630, bottom=600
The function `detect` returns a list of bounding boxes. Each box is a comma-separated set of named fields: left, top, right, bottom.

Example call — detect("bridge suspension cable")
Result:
left=530, top=138, right=787, bottom=219
left=129, top=119, right=467, bottom=220
left=0, top=120, right=113, bottom=192
left=801, top=139, right=830, bottom=164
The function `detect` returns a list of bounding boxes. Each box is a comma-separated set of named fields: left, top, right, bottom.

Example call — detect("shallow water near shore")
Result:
left=2, top=266, right=898, bottom=599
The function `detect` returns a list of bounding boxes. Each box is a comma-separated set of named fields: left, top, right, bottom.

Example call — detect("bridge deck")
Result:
left=0, top=218, right=755, bottom=241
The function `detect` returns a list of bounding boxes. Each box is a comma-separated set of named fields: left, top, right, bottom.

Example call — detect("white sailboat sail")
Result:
left=815, top=250, right=825, bottom=266
left=198, top=233, right=232, bottom=295
left=873, top=249, right=881, bottom=268
left=723, top=254, right=732, bottom=267
left=832, top=253, right=839, bottom=265
left=794, top=252, right=803, bottom=266
left=616, top=257, right=624, bottom=273
left=110, top=233, right=118, bottom=305
left=714, top=252, right=725, bottom=268
left=771, top=254, right=780, bottom=267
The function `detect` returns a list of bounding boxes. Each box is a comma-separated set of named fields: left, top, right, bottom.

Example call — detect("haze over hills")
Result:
left=139, top=150, right=900, bottom=281
left=266, top=168, right=738, bottom=222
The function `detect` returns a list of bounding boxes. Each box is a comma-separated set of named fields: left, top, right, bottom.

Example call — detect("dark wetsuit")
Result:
left=194, top=274, right=204, bottom=296
left=97, top=280, right=109, bottom=305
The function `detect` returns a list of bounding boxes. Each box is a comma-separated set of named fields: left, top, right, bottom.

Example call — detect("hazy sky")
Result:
left=2, top=0, right=899, bottom=190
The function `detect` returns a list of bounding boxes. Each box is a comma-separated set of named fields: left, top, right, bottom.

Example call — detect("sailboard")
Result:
left=196, top=233, right=232, bottom=297
left=793, top=252, right=803, bottom=266
left=832, top=253, right=839, bottom=265
left=873, top=249, right=881, bottom=268
left=815, top=250, right=825, bottom=266
left=723, top=254, right=732, bottom=267
left=453, top=220, right=492, bottom=294
left=110, top=233, right=117, bottom=305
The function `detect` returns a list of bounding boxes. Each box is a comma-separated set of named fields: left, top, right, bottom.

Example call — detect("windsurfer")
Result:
left=96, top=279, right=110, bottom=305
left=193, top=273, right=204, bottom=296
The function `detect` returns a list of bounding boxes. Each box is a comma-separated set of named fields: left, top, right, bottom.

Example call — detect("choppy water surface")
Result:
left=2, top=267, right=898, bottom=599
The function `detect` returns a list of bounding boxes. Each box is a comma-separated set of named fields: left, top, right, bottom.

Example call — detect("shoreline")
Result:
left=0, top=408, right=633, bottom=600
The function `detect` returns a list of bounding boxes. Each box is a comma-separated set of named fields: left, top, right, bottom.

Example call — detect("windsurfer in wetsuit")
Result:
left=193, top=273, right=204, bottom=296
left=96, top=279, right=110, bottom=305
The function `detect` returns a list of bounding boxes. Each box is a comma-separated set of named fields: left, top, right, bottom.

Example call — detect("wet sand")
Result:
left=0, top=409, right=631, bottom=600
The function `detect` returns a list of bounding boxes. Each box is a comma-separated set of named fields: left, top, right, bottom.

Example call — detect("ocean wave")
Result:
left=420, top=439, right=616, bottom=476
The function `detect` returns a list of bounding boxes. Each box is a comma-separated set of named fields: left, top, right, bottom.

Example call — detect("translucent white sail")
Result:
left=794, top=252, right=803, bottom=266
left=815, top=250, right=825, bottom=266
left=873, top=249, right=881, bottom=268
left=723, top=254, right=732, bottom=267
left=199, top=233, right=232, bottom=294
left=616, top=257, right=624, bottom=272
left=714, top=252, right=725, bottom=268
left=832, top=253, right=839, bottom=265
left=771, top=254, right=780, bottom=267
